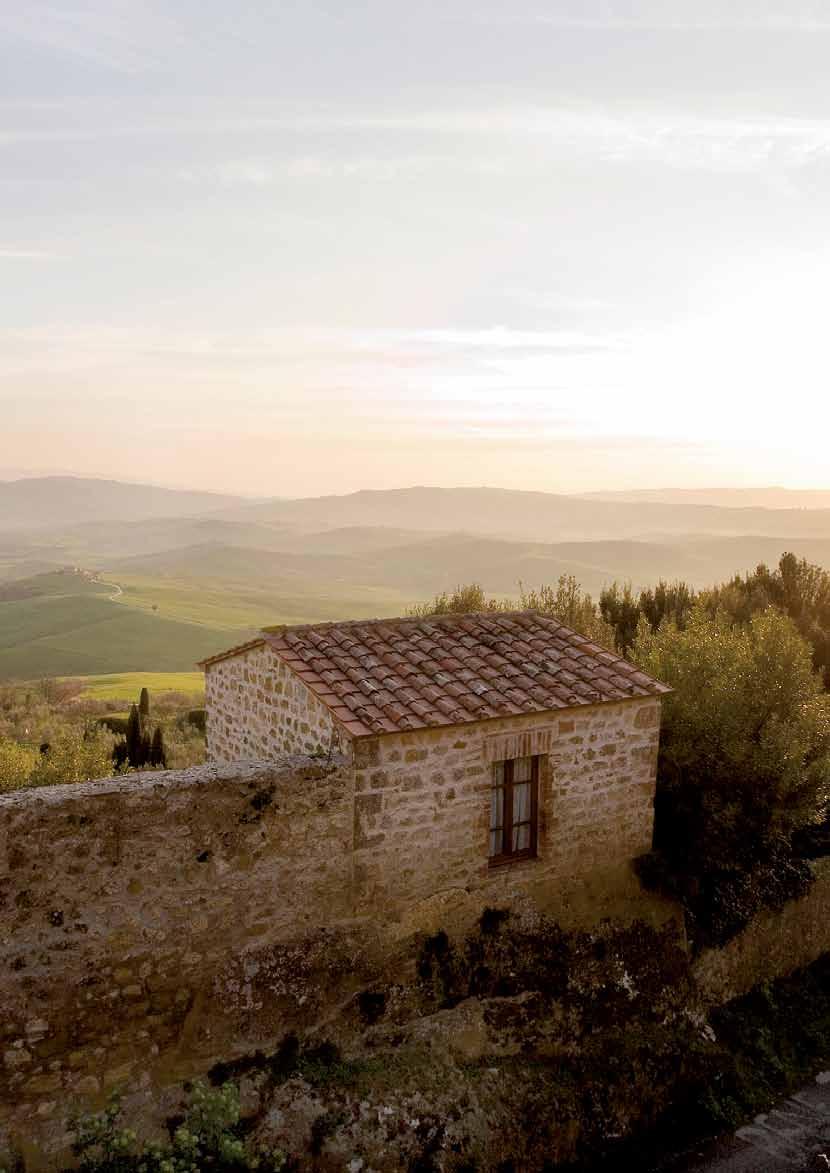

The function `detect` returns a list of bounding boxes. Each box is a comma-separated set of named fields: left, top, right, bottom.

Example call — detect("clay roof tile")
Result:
left=212, top=611, right=670, bottom=739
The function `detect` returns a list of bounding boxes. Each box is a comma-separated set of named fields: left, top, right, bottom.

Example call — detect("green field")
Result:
left=106, top=572, right=409, bottom=629
left=0, top=564, right=410, bottom=681
left=0, top=575, right=232, bottom=680
left=73, top=671, right=205, bottom=701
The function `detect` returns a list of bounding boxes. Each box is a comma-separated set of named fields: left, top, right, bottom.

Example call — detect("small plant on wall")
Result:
left=68, top=1082, right=286, bottom=1172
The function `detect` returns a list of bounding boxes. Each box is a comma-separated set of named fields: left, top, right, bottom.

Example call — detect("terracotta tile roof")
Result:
left=261, top=612, right=670, bottom=739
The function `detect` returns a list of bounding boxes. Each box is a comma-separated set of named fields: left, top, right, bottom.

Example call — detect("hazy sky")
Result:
left=2, top=1, right=830, bottom=496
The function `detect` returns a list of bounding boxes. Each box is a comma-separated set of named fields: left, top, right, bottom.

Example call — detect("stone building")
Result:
left=202, top=612, right=670, bottom=921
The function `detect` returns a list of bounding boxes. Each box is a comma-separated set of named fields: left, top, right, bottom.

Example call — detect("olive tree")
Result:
left=633, top=605, right=830, bottom=945
left=28, top=727, right=116, bottom=789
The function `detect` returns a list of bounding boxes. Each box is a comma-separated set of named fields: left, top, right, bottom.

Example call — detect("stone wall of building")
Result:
left=692, top=857, right=830, bottom=1006
left=205, top=642, right=346, bottom=762
left=351, top=697, right=665, bottom=933
left=0, top=758, right=360, bottom=1168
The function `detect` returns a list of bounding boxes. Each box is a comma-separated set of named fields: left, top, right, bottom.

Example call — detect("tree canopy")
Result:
left=410, top=576, right=615, bottom=648
left=633, top=604, right=830, bottom=946
left=703, top=552, right=830, bottom=686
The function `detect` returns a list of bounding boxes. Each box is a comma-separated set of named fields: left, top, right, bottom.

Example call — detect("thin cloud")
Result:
left=0, top=248, right=65, bottom=260
left=0, top=2, right=188, bottom=74
left=469, top=1, right=830, bottom=33
left=532, top=16, right=830, bottom=31
left=3, top=103, right=830, bottom=176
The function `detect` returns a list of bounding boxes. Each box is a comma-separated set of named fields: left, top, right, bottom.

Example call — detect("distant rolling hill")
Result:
left=101, top=532, right=830, bottom=601
left=218, top=485, right=830, bottom=543
left=0, top=476, right=243, bottom=532
left=582, top=487, right=830, bottom=510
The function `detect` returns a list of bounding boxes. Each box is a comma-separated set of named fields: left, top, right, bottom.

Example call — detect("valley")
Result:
left=4, top=477, right=830, bottom=681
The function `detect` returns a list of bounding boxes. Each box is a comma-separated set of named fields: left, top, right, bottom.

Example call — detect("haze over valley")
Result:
left=4, top=474, right=830, bottom=680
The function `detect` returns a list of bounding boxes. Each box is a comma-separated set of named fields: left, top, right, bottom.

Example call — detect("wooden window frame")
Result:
left=488, top=754, right=539, bottom=867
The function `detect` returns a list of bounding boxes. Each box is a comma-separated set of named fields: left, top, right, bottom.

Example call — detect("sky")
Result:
left=2, top=0, right=830, bottom=497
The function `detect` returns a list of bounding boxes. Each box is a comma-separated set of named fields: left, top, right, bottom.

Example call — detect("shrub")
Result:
left=185, top=709, right=207, bottom=733
left=98, top=715, right=129, bottom=736
left=356, top=989, right=387, bottom=1024
left=69, top=1082, right=286, bottom=1172
left=0, top=737, right=38, bottom=792
left=407, top=578, right=615, bottom=648
left=28, top=727, right=115, bottom=789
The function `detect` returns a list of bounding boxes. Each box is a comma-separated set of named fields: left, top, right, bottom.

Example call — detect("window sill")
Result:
left=488, top=851, right=538, bottom=870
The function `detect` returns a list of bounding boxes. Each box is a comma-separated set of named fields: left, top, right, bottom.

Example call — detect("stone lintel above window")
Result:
left=483, top=726, right=553, bottom=763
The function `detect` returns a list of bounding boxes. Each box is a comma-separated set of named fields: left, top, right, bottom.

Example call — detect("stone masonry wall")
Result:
left=693, top=857, right=830, bottom=1006
left=205, top=643, right=346, bottom=761
left=0, top=758, right=358, bottom=1167
left=350, top=697, right=665, bottom=932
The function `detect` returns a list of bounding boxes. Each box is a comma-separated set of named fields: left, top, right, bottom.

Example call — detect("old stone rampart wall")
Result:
left=693, top=857, right=830, bottom=1005
left=0, top=758, right=360, bottom=1165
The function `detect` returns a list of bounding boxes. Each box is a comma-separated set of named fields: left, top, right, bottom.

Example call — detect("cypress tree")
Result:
left=150, top=726, right=167, bottom=768
left=139, top=687, right=150, bottom=718
left=126, top=704, right=142, bottom=767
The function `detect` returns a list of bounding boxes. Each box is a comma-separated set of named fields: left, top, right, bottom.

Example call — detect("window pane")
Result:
left=513, top=781, right=530, bottom=824
left=513, top=823, right=531, bottom=852
left=489, top=829, right=502, bottom=857
left=514, top=756, right=532, bottom=783
left=490, top=786, right=504, bottom=832
left=493, top=761, right=505, bottom=786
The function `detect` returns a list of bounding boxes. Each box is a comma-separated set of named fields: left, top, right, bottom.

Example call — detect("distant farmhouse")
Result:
left=201, top=612, right=670, bottom=917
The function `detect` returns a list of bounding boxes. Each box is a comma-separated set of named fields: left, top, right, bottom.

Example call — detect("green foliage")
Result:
left=68, top=1083, right=286, bottom=1173
left=704, top=552, right=830, bottom=686
left=635, top=605, right=830, bottom=821
left=125, top=704, right=143, bottom=767
left=633, top=605, right=830, bottom=945
left=416, top=912, right=691, bottom=1026
left=0, top=674, right=205, bottom=788
left=27, top=726, right=115, bottom=788
left=207, top=1032, right=390, bottom=1099
left=638, top=578, right=697, bottom=634
left=123, top=694, right=168, bottom=769
left=693, top=953, right=830, bottom=1135
left=150, top=725, right=167, bottom=768
left=185, top=708, right=206, bottom=733
left=408, top=583, right=510, bottom=618
left=518, top=576, right=615, bottom=648
left=0, top=736, right=38, bottom=791
left=598, top=581, right=641, bottom=654
left=598, top=579, right=697, bottom=655
left=99, top=714, right=130, bottom=736
left=409, top=576, right=615, bottom=648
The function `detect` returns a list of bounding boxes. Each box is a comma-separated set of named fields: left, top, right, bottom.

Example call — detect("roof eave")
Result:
left=197, top=637, right=267, bottom=670
left=337, top=686, right=671, bottom=741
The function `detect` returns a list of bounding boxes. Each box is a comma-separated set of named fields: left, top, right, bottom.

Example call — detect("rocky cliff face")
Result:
left=94, top=913, right=707, bottom=1173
